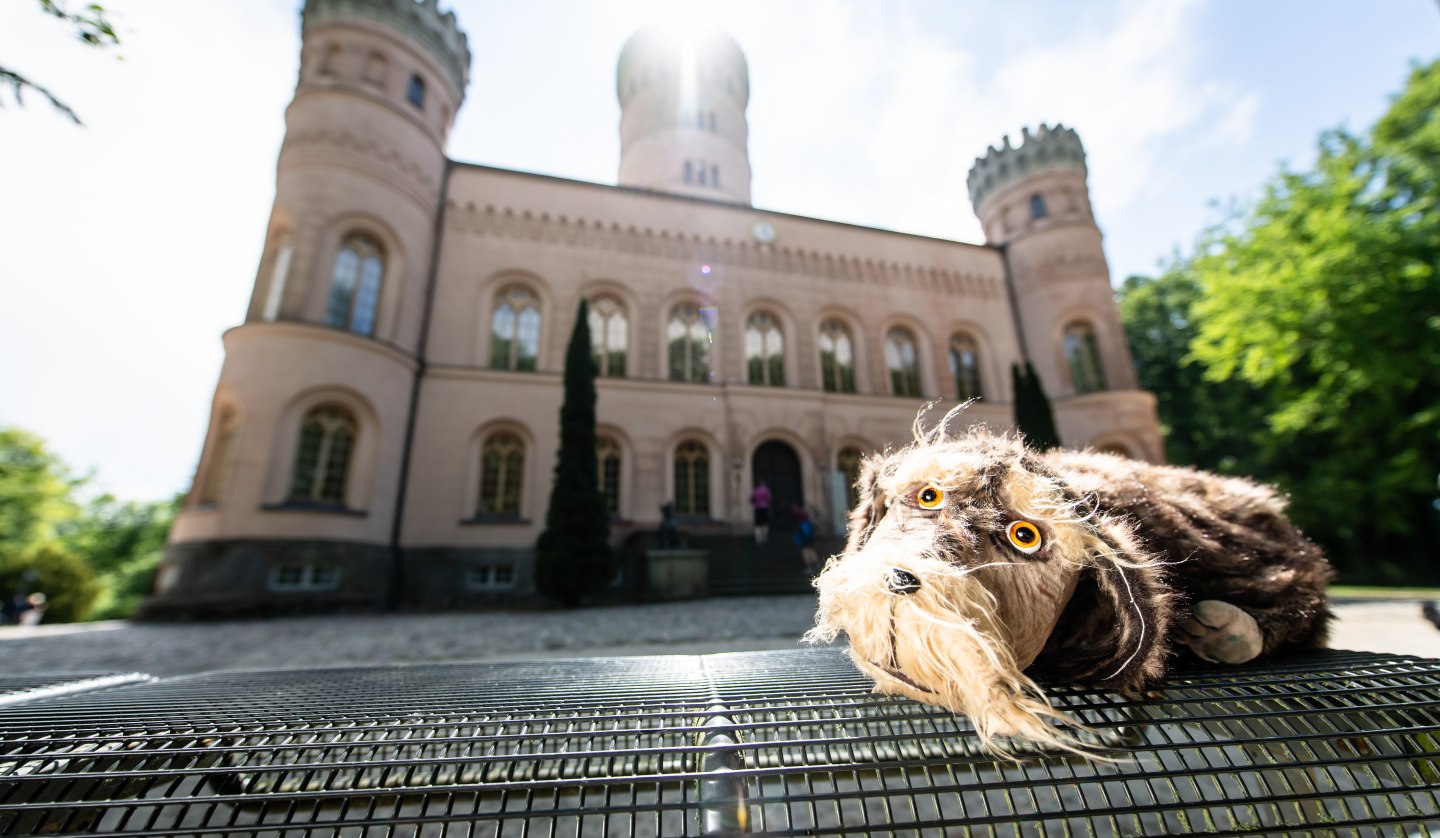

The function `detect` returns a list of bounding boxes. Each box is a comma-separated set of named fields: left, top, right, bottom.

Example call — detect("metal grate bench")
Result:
left=1, top=648, right=1437, bottom=836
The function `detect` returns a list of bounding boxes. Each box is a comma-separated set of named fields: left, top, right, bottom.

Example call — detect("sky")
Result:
left=2, top=0, right=1438, bottom=503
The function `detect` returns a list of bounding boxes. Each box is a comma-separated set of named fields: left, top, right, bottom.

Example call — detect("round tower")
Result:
left=968, top=125, right=1161, bottom=459
left=616, top=28, right=752, bottom=205
left=151, top=0, right=471, bottom=617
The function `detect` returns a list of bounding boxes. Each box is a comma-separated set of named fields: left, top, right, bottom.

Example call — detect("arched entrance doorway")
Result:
left=752, top=440, right=802, bottom=531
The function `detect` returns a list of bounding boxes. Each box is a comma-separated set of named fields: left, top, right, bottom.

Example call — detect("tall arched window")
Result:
left=745, top=312, right=785, bottom=386
left=1030, top=193, right=1048, bottom=220
left=198, top=408, right=239, bottom=505
left=668, top=303, right=711, bottom=383
left=324, top=234, right=384, bottom=336
left=289, top=405, right=356, bottom=505
left=948, top=333, right=984, bottom=401
left=673, top=441, right=710, bottom=516
left=885, top=327, right=922, bottom=397
left=818, top=319, right=856, bottom=394
left=478, top=432, right=525, bottom=517
left=491, top=286, right=541, bottom=371
left=836, top=446, right=864, bottom=511
left=407, top=73, right=426, bottom=108
left=587, top=295, right=628, bottom=378
left=1065, top=322, right=1108, bottom=394
left=597, top=436, right=621, bottom=516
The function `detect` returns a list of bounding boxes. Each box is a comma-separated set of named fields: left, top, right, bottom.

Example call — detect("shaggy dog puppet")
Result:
left=807, top=417, right=1334, bottom=756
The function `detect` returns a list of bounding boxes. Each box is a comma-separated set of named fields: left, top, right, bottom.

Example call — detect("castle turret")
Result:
left=616, top=28, right=752, bottom=204
left=150, top=0, right=471, bottom=617
left=969, top=124, right=1161, bottom=459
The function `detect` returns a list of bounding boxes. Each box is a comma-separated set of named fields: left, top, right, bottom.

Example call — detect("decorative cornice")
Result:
left=442, top=200, right=1007, bottom=300
left=280, top=128, right=442, bottom=211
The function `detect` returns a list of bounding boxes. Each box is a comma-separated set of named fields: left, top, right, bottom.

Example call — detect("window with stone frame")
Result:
left=197, top=407, right=239, bottom=505
left=491, top=286, right=541, bottom=371
left=745, top=311, right=785, bottom=387
left=288, top=405, right=356, bottom=506
left=407, top=73, right=425, bottom=108
left=818, top=319, right=857, bottom=393
left=587, top=295, right=628, bottom=378
left=597, top=436, right=621, bottom=516
left=1064, top=321, right=1109, bottom=394
left=667, top=303, right=712, bottom=383
left=673, top=441, right=710, bottom=516
left=477, top=432, right=525, bottom=518
left=836, top=446, right=865, bottom=510
left=885, top=327, right=922, bottom=397
left=948, top=333, right=984, bottom=401
left=324, top=234, right=384, bottom=336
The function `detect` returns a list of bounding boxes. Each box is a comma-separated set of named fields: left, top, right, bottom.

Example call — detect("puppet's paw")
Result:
left=1180, top=600, right=1262, bottom=664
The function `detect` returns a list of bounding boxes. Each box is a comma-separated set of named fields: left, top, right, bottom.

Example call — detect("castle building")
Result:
left=149, top=0, right=1161, bottom=614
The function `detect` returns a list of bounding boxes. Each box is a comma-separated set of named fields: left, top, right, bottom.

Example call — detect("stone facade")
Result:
left=146, top=0, right=1161, bottom=616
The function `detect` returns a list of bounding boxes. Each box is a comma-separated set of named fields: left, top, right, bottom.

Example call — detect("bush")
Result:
left=0, top=542, right=102, bottom=623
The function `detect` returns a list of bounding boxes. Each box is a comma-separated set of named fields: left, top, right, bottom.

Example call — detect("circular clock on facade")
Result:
left=752, top=220, right=777, bottom=244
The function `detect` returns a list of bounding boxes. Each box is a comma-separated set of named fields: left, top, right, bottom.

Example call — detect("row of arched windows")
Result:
left=199, top=402, right=880, bottom=523
left=483, top=286, right=1103, bottom=401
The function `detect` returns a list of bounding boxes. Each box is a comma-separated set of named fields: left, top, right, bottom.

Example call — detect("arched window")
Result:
left=697, top=162, right=707, bottom=186
left=683, top=160, right=693, bottom=183
left=948, top=333, right=984, bottom=401
left=407, top=73, right=425, bottom=108
left=491, top=286, right=541, bottom=371
left=478, top=432, right=525, bottom=517
left=836, top=446, right=864, bottom=510
left=668, top=303, right=711, bottom=383
left=198, top=408, right=239, bottom=505
left=818, top=319, right=856, bottom=394
left=1065, top=322, right=1108, bottom=394
left=673, top=441, right=710, bottom=516
left=587, top=295, right=628, bottom=378
left=363, top=52, right=387, bottom=85
left=712, top=164, right=720, bottom=188
left=288, top=405, right=356, bottom=505
left=324, top=234, right=384, bottom=336
left=597, top=436, right=621, bottom=516
left=1030, top=193, right=1048, bottom=219
left=745, top=312, right=785, bottom=386
left=885, top=327, right=922, bottom=397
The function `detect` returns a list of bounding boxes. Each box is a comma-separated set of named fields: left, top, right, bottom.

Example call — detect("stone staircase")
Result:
left=685, top=533, right=840, bottom=597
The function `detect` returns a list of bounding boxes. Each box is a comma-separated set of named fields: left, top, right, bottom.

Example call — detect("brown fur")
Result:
left=807, top=417, right=1334, bottom=756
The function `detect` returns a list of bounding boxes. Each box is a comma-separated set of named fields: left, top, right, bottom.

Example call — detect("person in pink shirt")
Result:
left=749, top=480, right=772, bottom=545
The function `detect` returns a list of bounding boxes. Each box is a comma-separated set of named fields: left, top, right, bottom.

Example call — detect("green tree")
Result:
left=0, top=428, right=81, bottom=554
left=534, top=299, right=614, bottom=607
left=2, top=1, right=121, bottom=125
left=1012, top=362, right=1061, bottom=449
left=1184, top=60, right=1440, bottom=581
left=63, top=493, right=178, bottom=619
left=1118, top=268, right=1269, bottom=475
left=0, top=543, right=101, bottom=623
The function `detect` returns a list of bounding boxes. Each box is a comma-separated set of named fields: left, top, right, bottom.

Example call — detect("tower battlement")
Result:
left=967, top=123, right=1086, bottom=210
left=303, top=0, right=470, bottom=93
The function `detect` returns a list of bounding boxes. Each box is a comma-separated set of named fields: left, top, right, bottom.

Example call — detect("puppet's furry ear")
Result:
left=844, top=457, right=885, bottom=552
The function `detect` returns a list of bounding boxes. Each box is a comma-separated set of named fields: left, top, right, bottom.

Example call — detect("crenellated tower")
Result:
left=152, top=0, right=471, bottom=617
left=969, top=124, right=1157, bottom=454
left=616, top=28, right=752, bottom=204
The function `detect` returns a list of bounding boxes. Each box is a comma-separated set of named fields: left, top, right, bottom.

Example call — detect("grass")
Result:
left=1330, top=585, right=1440, bottom=600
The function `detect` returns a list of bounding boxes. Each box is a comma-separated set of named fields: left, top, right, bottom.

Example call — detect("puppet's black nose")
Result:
left=887, top=569, right=922, bottom=595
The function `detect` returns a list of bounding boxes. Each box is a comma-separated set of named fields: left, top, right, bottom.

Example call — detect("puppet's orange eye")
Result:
left=916, top=485, right=945, bottom=510
left=1006, top=520, right=1043, bottom=554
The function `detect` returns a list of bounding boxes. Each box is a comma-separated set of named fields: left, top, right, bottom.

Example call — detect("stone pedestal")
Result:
left=647, top=549, right=709, bottom=600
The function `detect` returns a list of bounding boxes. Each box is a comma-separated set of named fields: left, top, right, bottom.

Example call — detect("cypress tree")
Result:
left=1013, top=361, right=1063, bottom=450
left=534, top=298, right=613, bottom=607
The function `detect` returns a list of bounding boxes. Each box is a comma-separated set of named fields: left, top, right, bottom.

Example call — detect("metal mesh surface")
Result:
left=0, top=648, right=1437, bottom=836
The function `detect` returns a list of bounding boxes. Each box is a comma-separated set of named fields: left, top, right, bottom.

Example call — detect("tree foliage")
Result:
left=1011, top=362, right=1061, bottom=449
left=1119, top=59, right=1440, bottom=582
left=2, top=1, right=121, bottom=125
left=0, top=427, right=174, bottom=622
left=534, top=299, right=614, bottom=607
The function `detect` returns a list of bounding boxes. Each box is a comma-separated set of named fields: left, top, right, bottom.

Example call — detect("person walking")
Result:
left=750, top=480, right=772, bottom=545
left=793, top=503, right=820, bottom=575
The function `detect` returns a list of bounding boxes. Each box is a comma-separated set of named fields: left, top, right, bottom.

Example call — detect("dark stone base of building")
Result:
left=139, top=539, right=540, bottom=620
